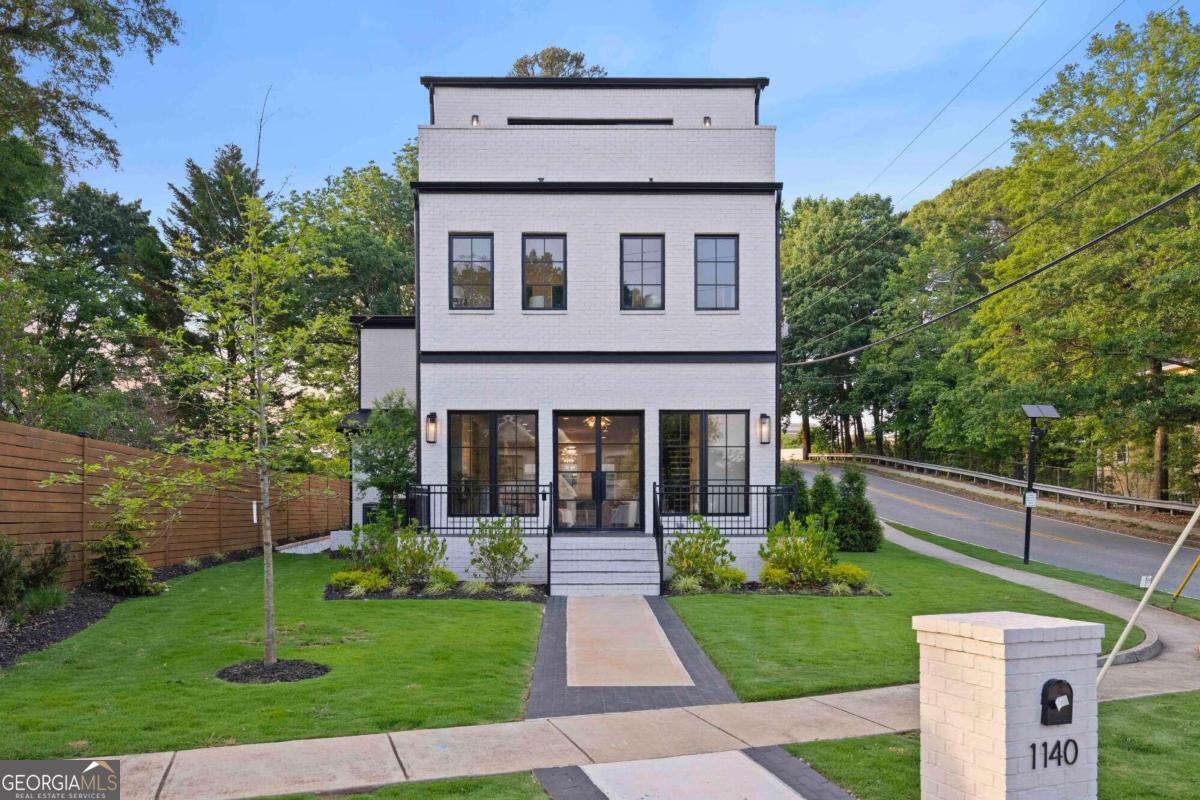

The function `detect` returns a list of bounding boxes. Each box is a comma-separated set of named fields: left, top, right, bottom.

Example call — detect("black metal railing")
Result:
left=406, top=483, right=553, bottom=536
left=653, top=482, right=798, bottom=536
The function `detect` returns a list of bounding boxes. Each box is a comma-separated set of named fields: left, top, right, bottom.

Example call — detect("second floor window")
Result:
left=450, top=234, right=493, bottom=309
left=621, top=235, right=664, bottom=310
left=523, top=234, right=566, bottom=310
left=695, top=235, right=738, bottom=310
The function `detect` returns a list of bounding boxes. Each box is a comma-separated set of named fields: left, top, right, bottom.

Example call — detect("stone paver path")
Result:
left=884, top=523, right=1200, bottom=701
left=567, top=596, right=692, bottom=687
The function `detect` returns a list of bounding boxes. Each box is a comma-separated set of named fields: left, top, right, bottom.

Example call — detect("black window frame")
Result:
left=521, top=233, right=568, bottom=311
left=659, top=410, right=750, bottom=516
left=620, top=234, right=666, bottom=311
left=447, top=410, right=540, bottom=517
left=448, top=233, right=495, bottom=310
left=694, top=234, right=739, bottom=311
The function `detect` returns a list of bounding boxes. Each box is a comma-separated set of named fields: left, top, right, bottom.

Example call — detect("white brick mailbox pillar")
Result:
left=912, top=611, right=1101, bottom=800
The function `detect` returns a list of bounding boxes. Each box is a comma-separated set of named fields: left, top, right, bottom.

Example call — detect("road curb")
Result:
left=1101, top=624, right=1163, bottom=666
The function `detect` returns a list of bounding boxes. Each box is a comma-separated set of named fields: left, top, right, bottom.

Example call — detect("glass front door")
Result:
left=555, top=413, right=642, bottom=530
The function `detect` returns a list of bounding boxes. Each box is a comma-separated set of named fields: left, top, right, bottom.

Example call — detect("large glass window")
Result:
left=449, top=411, right=538, bottom=516
left=450, top=234, right=493, bottom=309
left=522, top=235, right=566, bottom=310
left=660, top=411, right=748, bottom=514
left=695, top=235, right=738, bottom=310
left=621, top=235, right=664, bottom=310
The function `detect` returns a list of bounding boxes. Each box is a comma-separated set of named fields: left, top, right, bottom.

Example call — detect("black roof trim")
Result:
left=411, top=181, right=782, bottom=195
left=350, top=314, right=416, bottom=329
left=420, top=76, right=769, bottom=90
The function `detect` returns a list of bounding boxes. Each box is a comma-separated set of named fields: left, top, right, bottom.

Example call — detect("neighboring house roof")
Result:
left=350, top=315, right=415, bottom=329
left=337, top=409, right=370, bottom=433
left=419, top=76, right=770, bottom=90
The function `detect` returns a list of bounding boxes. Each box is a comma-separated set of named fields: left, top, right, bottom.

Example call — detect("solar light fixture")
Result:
left=1020, top=403, right=1060, bottom=563
left=1022, top=404, right=1061, bottom=420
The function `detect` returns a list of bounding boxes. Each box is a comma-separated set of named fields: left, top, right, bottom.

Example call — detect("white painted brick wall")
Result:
left=431, top=86, right=758, bottom=128
left=913, top=612, right=1102, bottom=800
left=418, top=126, right=774, bottom=182
left=360, top=328, right=416, bottom=407
left=418, top=192, right=776, bottom=352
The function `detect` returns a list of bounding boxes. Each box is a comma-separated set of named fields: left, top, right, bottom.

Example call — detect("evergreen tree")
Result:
left=353, top=390, right=417, bottom=517
left=809, top=468, right=839, bottom=526
left=779, top=462, right=810, bottom=518
left=834, top=467, right=883, bottom=552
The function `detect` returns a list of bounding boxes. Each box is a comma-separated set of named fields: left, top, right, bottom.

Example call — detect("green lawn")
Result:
left=0, top=554, right=543, bottom=759
left=791, top=690, right=1200, bottom=800
left=893, top=522, right=1200, bottom=622
left=668, top=540, right=1141, bottom=701
left=279, top=772, right=546, bottom=800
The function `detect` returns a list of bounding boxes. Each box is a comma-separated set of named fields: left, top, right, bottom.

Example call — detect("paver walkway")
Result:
left=884, top=523, right=1200, bottom=701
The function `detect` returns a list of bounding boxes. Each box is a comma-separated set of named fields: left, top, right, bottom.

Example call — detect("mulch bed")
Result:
left=324, top=583, right=548, bottom=603
left=0, top=543, right=293, bottom=669
left=662, top=582, right=888, bottom=598
left=216, top=659, right=330, bottom=684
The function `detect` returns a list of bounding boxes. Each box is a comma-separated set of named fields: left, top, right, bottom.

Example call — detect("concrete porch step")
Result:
left=551, top=583, right=661, bottom=596
left=552, top=559, right=657, bottom=572
left=551, top=570, right=660, bottom=584
left=551, top=536, right=656, bottom=551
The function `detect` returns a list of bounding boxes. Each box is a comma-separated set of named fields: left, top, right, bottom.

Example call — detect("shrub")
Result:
left=392, top=520, right=448, bottom=586
left=713, top=564, right=746, bottom=591
left=461, top=579, right=489, bottom=596
left=666, top=516, right=735, bottom=589
left=330, top=569, right=364, bottom=590
left=351, top=513, right=400, bottom=572
left=809, top=469, right=839, bottom=527
left=422, top=580, right=452, bottom=597
left=25, top=541, right=70, bottom=589
left=429, top=566, right=458, bottom=586
left=469, top=517, right=534, bottom=585
left=85, top=531, right=164, bottom=596
left=779, top=463, right=810, bottom=518
left=505, top=583, right=535, bottom=599
left=22, top=585, right=67, bottom=616
left=758, top=565, right=791, bottom=590
left=670, top=574, right=703, bottom=594
left=0, top=538, right=25, bottom=613
left=834, top=467, right=883, bottom=552
left=758, top=513, right=836, bottom=587
left=390, top=584, right=410, bottom=597
left=828, top=581, right=853, bottom=597
left=182, top=557, right=202, bottom=570
left=828, top=562, right=869, bottom=589
left=211, top=551, right=228, bottom=562
left=354, top=570, right=392, bottom=594
left=347, top=584, right=368, bottom=598
left=862, top=583, right=886, bottom=596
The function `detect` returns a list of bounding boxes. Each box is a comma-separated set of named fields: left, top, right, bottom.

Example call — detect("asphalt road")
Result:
left=798, top=463, right=1200, bottom=601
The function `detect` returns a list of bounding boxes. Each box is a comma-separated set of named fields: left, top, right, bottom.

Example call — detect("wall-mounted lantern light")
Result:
left=425, top=412, right=438, bottom=443
left=759, top=413, right=771, bottom=444
left=703, top=116, right=712, bottom=128
left=471, top=114, right=480, bottom=127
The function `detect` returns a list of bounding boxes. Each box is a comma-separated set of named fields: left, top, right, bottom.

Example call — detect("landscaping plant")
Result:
left=469, top=516, right=534, bottom=585
left=393, top=519, right=449, bottom=587
left=834, top=467, right=883, bottom=552
left=85, top=531, right=164, bottom=596
left=666, top=516, right=737, bottom=589
left=350, top=513, right=400, bottom=572
left=828, top=562, right=870, bottom=589
left=758, top=513, right=837, bottom=588
left=779, top=462, right=810, bottom=518
left=352, top=390, right=417, bottom=518
left=809, top=469, right=839, bottom=527
left=23, top=541, right=69, bottom=589
left=0, top=538, right=24, bottom=619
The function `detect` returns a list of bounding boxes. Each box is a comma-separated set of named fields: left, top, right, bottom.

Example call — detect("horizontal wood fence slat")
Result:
left=0, top=421, right=349, bottom=587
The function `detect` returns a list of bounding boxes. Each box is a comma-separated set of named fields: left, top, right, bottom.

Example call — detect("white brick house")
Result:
left=351, top=76, right=790, bottom=595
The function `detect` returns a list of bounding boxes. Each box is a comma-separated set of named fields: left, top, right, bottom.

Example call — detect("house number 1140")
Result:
left=1030, top=739, right=1078, bottom=769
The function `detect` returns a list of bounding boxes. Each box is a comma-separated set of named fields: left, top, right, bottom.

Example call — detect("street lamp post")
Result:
left=1021, top=404, right=1060, bottom=564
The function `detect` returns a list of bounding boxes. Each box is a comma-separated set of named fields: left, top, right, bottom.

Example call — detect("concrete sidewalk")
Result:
left=111, top=684, right=920, bottom=800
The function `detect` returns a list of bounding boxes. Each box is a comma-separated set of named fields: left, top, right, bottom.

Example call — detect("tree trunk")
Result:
left=1149, top=359, right=1169, bottom=501
left=841, top=416, right=852, bottom=453
left=259, top=465, right=276, bottom=665
left=801, top=412, right=811, bottom=460
left=873, top=405, right=885, bottom=455
left=854, top=415, right=866, bottom=450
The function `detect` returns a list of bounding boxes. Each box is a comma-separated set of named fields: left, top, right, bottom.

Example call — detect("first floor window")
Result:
left=450, top=234, right=493, bottom=309
left=660, top=411, right=748, bottom=514
left=449, top=411, right=538, bottom=516
left=695, top=235, right=738, bottom=310
left=523, top=234, right=566, bottom=310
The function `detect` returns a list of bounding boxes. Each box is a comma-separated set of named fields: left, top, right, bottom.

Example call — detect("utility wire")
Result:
left=790, top=0, right=1121, bottom=298
left=790, top=104, right=1200, bottom=341
left=785, top=178, right=1200, bottom=367
left=863, top=0, right=1048, bottom=190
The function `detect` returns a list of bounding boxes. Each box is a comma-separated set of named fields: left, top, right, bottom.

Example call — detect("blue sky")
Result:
left=75, top=0, right=1181, bottom=223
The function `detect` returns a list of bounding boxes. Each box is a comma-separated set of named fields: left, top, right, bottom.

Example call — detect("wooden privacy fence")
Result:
left=0, top=420, right=350, bottom=587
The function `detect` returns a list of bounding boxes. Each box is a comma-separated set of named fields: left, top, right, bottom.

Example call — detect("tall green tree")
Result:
left=352, top=390, right=417, bottom=518
left=509, top=47, right=606, bottom=77
left=161, top=196, right=349, bottom=665
left=0, top=0, right=180, bottom=170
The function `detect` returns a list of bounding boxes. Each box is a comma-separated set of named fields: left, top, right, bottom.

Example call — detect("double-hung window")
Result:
left=449, top=411, right=538, bottom=516
left=522, top=234, right=567, bottom=310
left=695, top=235, right=738, bottom=310
left=449, top=234, right=494, bottom=309
left=659, top=411, right=749, bottom=514
left=621, top=235, right=664, bottom=310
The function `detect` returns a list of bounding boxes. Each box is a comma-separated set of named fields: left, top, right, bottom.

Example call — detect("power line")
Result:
left=789, top=0, right=1122, bottom=298
left=791, top=104, right=1200, bottom=348
left=863, top=0, right=1048, bottom=190
left=785, top=178, right=1200, bottom=367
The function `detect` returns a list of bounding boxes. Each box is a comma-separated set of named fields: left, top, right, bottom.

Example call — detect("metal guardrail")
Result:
left=803, top=453, right=1197, bottom=516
